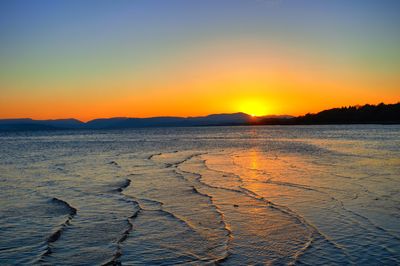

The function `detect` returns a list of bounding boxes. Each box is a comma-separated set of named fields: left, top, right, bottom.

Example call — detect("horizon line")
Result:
left=1, top=101, right=399, bottom=123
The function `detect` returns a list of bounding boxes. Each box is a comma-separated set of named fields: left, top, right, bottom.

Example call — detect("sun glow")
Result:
left=238, top=99, right=270, bottom=117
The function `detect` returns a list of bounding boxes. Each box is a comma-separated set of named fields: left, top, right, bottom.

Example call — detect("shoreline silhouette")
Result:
left=0, top=103, right=399, bottom=131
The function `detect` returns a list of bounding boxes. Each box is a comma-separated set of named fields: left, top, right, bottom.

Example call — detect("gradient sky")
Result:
left=1, top=0, right=399, bottom=120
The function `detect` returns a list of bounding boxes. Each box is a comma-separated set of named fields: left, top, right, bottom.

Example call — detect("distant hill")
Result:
left=86, top=113, right=252, bottom=129
left=0, top=118, right=84, bottom=131
left=0, top=103, right=398, bottom=131
left=0, top=113, right=253, bottom=131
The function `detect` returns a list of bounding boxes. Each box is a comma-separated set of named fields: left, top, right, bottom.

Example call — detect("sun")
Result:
left=238, top=99, right=270, bottom=117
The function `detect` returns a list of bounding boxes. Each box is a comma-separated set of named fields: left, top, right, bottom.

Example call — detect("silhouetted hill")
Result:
left=0, top=113, right=253, bottom=131
left=0, top=118, right=84, bottom=131
left=85, top=117, right=131, bottom=129
left=259, top=103, right=400, bottom=125
left=86, top=113, right=252, bottom=129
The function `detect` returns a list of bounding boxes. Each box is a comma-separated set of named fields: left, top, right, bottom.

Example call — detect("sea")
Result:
left=0, top=125, right=399, bottom=265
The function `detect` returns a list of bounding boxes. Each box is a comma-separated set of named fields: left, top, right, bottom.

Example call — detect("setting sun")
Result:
left=238, top=99, right=270, bottom=117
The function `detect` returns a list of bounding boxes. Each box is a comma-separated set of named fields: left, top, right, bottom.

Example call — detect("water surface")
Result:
left=1, top=125, right=399, bottom=265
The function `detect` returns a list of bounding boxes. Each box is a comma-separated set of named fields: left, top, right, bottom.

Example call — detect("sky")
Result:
left=0, top=0, right=399, bottom=121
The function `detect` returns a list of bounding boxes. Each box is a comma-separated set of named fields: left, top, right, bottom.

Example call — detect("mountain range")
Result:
left=0, top=113, right=271, bottom=131
left=0, top=103, right=398, bottom=131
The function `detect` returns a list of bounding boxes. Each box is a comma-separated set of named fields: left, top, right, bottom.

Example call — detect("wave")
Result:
left=147, top=152, right=162, bottom=160
left=144, top=165, right=232, bottom=263
left=105, top=178, right=141, bottom=265
left=113, top=178, right=131, bottom=193
left=121, top=185, right=204, bottom=239
left=172, top=166, right=243, bottom=264
left=171, top=153, right=205, bottom=167
left=147, top=151, right=205, bottom=169
left=37, top=197, right=77, bottom=262
left=107, top=161, right=120, bottom=167
left=102, top=219, right=133, bottom=266
left=189, top=186, right=232, bottom=264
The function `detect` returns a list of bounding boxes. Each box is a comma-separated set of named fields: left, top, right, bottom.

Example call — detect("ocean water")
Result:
left=0, top=125, right=399, bottom=265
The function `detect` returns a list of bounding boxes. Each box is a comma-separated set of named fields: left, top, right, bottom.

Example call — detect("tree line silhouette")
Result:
left=259, top=103, right=400, bottom=125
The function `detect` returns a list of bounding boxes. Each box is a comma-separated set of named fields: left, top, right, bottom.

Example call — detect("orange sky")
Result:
left=1, top=42, right=398, bottom=121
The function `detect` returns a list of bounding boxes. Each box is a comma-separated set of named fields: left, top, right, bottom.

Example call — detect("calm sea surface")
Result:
left=0, top=125, right=399, bottom=265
